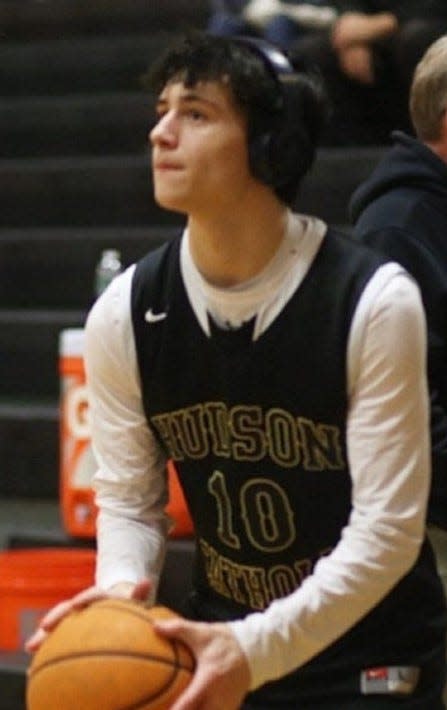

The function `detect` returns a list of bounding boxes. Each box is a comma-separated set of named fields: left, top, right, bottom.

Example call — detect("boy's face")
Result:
left=150, top=78, right=253, bottom=216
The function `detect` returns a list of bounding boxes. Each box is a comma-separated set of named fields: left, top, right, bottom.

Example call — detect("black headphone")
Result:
left=232, top=36, right=318, bottom=197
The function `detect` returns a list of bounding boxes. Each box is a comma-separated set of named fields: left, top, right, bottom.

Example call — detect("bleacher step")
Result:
left=0, top=225, right=176, bottom=308
left=0, top=154, right=181, bottom=228
left=0, top=309, right=85, bottom=399
left=0, top=0, right=210, bottom=41
left=0, top=401, right=59, bottom=498
left=1, top=92, right=155, bottom=158
left=0, top=33, right=178, bottom=97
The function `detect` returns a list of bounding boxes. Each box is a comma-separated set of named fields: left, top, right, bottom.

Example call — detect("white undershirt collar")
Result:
left=181, top=211, right=327, bottom=340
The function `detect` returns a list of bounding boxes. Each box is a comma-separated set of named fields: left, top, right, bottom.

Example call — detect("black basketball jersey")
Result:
left=131, top=230, right=446, bottom=701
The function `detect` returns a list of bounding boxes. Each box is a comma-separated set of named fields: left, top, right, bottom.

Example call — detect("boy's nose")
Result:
left=149, top=111, right=178, bottom=146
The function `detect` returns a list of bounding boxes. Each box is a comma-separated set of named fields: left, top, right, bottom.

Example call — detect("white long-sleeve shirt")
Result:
left=85, top=212, right=430, bottom=691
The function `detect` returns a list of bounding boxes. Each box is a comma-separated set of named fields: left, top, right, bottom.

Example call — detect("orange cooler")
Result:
left=59, top=328, right=193, bottom=539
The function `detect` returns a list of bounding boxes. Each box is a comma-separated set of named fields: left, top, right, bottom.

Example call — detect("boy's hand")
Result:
left=154, top=617, right=251, bottom=710
left=25, top=578, right=152, bottom=653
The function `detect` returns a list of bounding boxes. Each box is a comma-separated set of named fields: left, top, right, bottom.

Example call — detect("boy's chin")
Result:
left=154, top=192, right=190, bottom=215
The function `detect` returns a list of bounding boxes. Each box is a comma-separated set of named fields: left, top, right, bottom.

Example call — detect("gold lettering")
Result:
left=204, top=402, right=231, bottom=458
left=199, top=539, right=269, bottom=609
left=268, top=565, right=298, bottom=598
left=230, top=406, right=266, bottom=460
left=151, top=413, right=183, bottom=459
left=297, top=418, right=345, bottom=470
left=244, top=568, right=269, bottom=609
left=152, top=403, right=345, bottom=472
left=219, top=557, right=249, bottom=606
left=266, top=408, right=300, bottom=467
left=171, top=406, right=208, bottom=458
left=198, top=540, right=329, bottom=610
left=199, top=538, right=232, bottom=599
left=293, top=557, right=313, bottom=585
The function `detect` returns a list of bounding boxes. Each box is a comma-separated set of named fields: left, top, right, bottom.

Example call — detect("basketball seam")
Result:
left=115, top=662, right=180, bottom=710
left=29, top=648, right=192, bottom=677
left=82, top=601, right=195, bottom=671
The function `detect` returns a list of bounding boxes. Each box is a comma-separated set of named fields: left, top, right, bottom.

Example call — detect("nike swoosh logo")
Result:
left=145, top=308, right=168, bottom=323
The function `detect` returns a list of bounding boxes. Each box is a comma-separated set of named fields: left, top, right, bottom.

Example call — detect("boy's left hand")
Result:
left=154, top=617, right=251, bottom=710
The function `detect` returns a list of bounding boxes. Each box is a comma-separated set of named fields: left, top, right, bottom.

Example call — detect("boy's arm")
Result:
left=85, top=266, right=170, bottom=594
left=230, top=265, right=429, bottom=689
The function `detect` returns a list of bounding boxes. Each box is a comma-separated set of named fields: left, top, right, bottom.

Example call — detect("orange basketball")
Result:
left=26, top=600, right=195, bottom=710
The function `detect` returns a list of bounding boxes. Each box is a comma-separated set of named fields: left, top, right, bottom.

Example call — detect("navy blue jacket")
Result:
left=350, top=131, right=447, bottom=529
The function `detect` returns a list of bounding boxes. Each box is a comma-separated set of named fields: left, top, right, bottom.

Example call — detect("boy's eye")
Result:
left=154, top=108, right=205, bottom=122
left=185, top=108, right=206, bottom=121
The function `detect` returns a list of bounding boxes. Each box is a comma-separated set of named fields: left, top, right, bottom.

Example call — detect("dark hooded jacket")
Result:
left=350, top=130, right=447, bottom=529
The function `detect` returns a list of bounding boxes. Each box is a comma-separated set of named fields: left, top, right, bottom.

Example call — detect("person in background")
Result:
left=26, top=33, right=446, bottom=709
left=350, top=35, right=447, bottom=597
left=290, top=0, right=447, bottom=145
left=208, top=0, right=337, bottom=51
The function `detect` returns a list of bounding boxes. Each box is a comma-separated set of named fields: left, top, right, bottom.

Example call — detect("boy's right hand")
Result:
left=24, top=578, right=152, bottom=653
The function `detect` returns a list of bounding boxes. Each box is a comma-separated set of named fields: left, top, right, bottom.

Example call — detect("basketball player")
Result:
left=26, top=33, right=446, bottom=709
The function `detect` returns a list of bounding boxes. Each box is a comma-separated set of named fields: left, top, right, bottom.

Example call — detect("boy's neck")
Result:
left=187, top=192, right=288, bottom=288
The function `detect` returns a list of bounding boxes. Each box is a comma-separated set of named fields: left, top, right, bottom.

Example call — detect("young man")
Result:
left=26, top=34, right=446, bottom=709
left=350, top=35, right=447, bottom=595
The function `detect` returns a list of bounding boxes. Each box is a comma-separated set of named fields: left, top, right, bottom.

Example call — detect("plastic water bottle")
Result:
left=94, top=249, right=122, bottom=297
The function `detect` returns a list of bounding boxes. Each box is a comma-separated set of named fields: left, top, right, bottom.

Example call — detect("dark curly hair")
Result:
left=145, top=32, right=328, bottom=205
